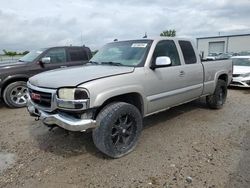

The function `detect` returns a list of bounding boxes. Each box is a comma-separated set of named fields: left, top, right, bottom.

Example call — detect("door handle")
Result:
left=179, top=70, right=185, bottom=76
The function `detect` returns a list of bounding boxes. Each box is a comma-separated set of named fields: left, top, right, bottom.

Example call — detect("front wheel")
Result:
left=206, top=79, right=227, bottom=109
left=92, top=102, right=143, bottom=158
left=3, top=81, right=29, bottom=108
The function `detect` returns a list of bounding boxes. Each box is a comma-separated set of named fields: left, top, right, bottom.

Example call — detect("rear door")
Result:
left=177, top=40, right=204, bottom=101
left=66, top=47, right=90, bottom=67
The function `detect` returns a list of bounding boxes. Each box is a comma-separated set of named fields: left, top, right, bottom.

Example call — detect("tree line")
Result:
left=160, top=29, right=176, bottom=37
left=2, top=50, right=29, bottom=57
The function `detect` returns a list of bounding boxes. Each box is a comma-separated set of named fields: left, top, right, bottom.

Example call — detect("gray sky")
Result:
left=0, top=0, right=250, bottom=52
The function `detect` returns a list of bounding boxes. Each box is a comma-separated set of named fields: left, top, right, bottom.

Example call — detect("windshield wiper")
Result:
left=100, top=61, right=123, bottom=66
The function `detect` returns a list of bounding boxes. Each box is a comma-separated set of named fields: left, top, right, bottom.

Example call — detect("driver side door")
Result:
left=41, top=48, right=68, bottom=71
left=144, top=40, right=187, bottom=114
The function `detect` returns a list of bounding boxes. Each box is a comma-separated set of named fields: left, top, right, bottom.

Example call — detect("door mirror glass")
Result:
left=155, top=56, right=171, bottom=66
left=41, top=57, right=51, bottom=64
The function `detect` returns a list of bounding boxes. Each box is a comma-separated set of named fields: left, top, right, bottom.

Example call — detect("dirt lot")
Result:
left=0, top=88, right=250, bottom=188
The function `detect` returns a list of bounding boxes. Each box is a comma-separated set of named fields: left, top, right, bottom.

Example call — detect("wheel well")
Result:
left=218, top=74, right=228, bottom=83
left=1, top=78, right=28, bottom=96
left=94, top=92, right=144, bottom=119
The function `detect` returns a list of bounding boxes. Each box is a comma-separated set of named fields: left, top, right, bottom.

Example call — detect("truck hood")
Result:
left=29, top=65, right=134, bottom=89
left=233, top=66, right=250, bottom=75
left=0, top=61, right=27, bottom=68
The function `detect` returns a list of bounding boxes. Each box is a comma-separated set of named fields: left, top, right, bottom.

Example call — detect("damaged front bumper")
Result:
left=230, top=77, right=250, bottom=88
left=27, top=99, right=97, bottom=132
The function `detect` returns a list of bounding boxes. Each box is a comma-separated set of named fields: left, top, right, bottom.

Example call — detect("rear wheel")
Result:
left=3, top=81, right=29, bottom=108
left=206, top=79, right=227, bottom=109
left=92, top=102, right=142, bottom=158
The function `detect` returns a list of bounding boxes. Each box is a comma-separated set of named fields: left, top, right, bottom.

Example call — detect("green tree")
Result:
left=22, top=51, right=29, bottom=55
left=3, top=49, right=17, bottom=57
left=160, top=29, right=176, bottom=37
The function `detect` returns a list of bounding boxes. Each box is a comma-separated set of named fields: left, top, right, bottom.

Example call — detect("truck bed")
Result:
left=202, top=59, right=232, bottom=95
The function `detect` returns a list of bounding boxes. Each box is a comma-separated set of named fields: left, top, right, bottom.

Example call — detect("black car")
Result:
left=0, top=46, right=92, bottom=108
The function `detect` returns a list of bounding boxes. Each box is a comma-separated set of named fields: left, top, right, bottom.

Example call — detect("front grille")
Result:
left=29, top=88, right=52, bottom=108
left=233, top=74, right=241, bottom=77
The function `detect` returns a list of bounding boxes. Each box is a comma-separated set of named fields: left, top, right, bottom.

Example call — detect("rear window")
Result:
left=68, top=48, right=88, bottom=61
left=179, top=41, right=197, bottom=64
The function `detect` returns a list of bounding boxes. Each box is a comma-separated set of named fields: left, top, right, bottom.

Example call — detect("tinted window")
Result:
left=179, top=40, right=197, bottom=64
left=68, top=48, right=88, bottom=61
left=44, top=48, right=66, bottom=63
left=153, top=40, right=181, bottom=66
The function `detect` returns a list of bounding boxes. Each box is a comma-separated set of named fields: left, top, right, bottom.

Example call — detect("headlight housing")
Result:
left=57, top=88, right=89, bottom=110
left=58, top=88, right=89, bottom=100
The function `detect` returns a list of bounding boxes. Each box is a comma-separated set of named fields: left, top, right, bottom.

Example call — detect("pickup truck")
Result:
left=0, top=46, right=92, bottom=108
left=27, top=38, right=232, bottom=158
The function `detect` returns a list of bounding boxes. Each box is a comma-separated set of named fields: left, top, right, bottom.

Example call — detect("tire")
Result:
left=206, top=79, right=227, bottom=109
left=3, top=81, right=29, bottom=108
left=92, top=102, right=143, bottom=158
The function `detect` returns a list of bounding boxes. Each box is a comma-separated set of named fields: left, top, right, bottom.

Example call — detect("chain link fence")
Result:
left=0, top=55, right=23, bottom=63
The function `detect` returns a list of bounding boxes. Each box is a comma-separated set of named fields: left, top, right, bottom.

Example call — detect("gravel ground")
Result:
left=0, top=88, right=249, bottom=188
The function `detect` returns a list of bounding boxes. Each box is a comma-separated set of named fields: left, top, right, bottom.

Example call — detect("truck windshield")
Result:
left=19, top=49, right=46, bottom=62
left=232, top=58, right=250, bottom=66
left=90, top=40, right=152, bottom=67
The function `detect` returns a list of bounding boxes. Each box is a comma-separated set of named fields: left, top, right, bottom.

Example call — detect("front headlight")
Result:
left=241, top=73, right=250, bottom=78
left=58, top=88, right=89, bottom=100
left=57, top=88, right=89, bottom=110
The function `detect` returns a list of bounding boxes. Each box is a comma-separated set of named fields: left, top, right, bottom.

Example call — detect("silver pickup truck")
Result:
left=27, top=37, right=232, bottom=158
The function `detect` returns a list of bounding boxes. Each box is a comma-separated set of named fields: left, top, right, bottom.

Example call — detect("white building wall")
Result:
left=197, top=35, right=250, bottom=58
left=197, top=37, right=227, bottom=57
left=228, top=36, right=250, bottom=53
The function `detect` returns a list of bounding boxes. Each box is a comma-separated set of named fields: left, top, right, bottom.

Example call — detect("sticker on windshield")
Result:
left=131, top=43, right=147, bottom=48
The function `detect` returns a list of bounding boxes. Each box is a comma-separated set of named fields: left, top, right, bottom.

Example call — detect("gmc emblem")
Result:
left=31, top=93, right=41, bottom=101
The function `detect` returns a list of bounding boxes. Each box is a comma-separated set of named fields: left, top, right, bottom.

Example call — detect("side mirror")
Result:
left=41, top=57, right=51, bottom=64
left=151, top=56, right=171, bottom=69
left=155, top=56, right=171, bottom=66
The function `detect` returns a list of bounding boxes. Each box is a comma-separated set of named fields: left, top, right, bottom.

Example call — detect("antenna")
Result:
left=143, top=32, right=147, bottom=38
left=81, top=32, right=83, bottom=45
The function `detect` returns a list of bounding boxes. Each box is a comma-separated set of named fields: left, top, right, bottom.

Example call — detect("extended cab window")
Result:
left=68, top=48, right=88, bottom=61
left=153, top=40, right=181, bottom=66
left=44, top=48, right=66, bottom=63
left=179, top=41, right=197, bottom=64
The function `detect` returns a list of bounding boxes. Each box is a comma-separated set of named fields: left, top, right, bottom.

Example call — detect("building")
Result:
left=197, top=34, right=250, bottom=58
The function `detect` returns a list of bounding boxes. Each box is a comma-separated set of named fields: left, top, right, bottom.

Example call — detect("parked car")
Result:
left=238, top=51, right=250, bottom=56
left=0, top=46, right=92, bottom=108
left=215, top=53, right=232, bottom=60
left=205, top=53, right=218, bottom=60
left=230, top=56, right=250, bottom=87
left=27, top=38, right=232, bottom=158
